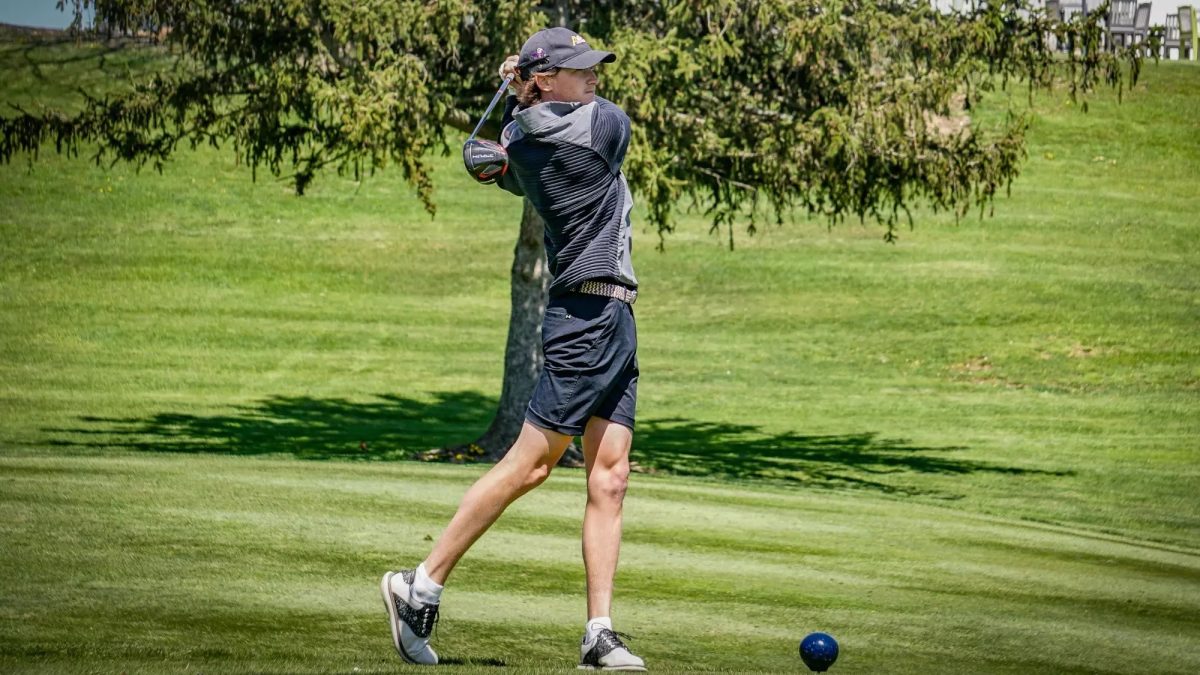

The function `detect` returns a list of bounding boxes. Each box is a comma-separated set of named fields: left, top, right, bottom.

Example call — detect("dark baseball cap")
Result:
left=517, top=27, right=615, bottom=78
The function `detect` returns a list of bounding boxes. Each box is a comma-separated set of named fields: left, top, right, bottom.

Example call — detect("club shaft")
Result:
left=467, top=75, right=515, bottom=142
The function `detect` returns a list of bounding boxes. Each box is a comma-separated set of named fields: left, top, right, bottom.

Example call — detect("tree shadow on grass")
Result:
left=44, top=392, right=1069, bottom=497
left=632, top=417, right=1071, bottom=496
left=46, top=392, right=496, bottom=461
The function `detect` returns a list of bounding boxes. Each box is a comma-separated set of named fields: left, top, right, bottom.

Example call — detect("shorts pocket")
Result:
left=541, top=307, right=600, bottom=371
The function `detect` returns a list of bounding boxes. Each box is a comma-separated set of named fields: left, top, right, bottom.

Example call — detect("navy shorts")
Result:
left=526, top=292, right=638, bottom=436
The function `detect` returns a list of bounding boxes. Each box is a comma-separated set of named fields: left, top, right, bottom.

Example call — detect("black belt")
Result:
left=572, top=280, right=637, bottom=305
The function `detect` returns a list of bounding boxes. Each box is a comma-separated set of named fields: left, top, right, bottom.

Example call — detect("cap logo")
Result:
left=570, top=34, right=586, bottom=46
left=533, top=47, right=545, bottom=59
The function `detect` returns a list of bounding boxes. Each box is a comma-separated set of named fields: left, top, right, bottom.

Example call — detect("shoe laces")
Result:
left=596, top=628, right=634, bottom=652
left=418, top=603, right=440, bottom=638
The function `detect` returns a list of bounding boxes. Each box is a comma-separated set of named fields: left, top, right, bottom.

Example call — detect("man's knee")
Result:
left=496, top=451, right=555, bottom=493
left=523, top=461, right=554, bottom=490
left=589, top=461, right=630, bottom=503
left=502, top=421, right=571, bottom=491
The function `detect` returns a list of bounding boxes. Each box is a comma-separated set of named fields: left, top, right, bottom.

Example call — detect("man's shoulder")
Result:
left=592, top=97, right=629, bottom=124
left=590, top=98, right=630, bottom=145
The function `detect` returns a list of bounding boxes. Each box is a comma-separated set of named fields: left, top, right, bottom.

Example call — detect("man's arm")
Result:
left=494, top=94, right=524, bottom=196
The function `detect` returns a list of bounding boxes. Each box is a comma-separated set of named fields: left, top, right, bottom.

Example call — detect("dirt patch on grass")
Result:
left=1067, top=343, right=1110, bottom=358
left=951, top=355, right=993, bottom=373
left=949, top=355, right=1025, bottom=389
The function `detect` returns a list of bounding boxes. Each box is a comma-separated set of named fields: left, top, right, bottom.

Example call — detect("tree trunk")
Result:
left=475, top=199, right=550, bottom=459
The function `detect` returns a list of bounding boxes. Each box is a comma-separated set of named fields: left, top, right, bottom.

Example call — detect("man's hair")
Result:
left=517, top=68, right=558, bottom=107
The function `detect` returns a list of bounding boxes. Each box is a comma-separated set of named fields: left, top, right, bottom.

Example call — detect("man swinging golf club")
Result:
left=382, top=26, right=645, bottom=671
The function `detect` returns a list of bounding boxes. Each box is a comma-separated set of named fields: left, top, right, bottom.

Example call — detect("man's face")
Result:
left=539, top=67, right=599, bottom=104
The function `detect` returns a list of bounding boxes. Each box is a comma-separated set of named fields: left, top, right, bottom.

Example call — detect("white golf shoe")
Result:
left=578, top=627, right=646, bottom=671
left=380, top=570, right=439, bottom=665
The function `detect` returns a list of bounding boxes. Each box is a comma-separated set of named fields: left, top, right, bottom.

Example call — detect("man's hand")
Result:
left=499, top=54, right=523, bottom=89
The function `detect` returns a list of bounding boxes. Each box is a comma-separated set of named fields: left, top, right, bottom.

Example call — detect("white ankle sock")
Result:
left=586, top=616, right=613, bottom=637
left=410, top=563, right=443, bottom=606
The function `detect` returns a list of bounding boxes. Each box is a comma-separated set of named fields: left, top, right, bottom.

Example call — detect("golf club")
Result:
left=463, top=75, right=514, bottom=184
left=468, top=74, right=514, bottom=143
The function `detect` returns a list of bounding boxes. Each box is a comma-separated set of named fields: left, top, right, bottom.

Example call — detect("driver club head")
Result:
left=463, top=139, right=509, bottom=184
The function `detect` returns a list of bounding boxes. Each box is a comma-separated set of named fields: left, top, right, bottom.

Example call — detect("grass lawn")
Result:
left=1, top=33, right=1198, bottom=673
left=3, top=454, right=1198, bottom=674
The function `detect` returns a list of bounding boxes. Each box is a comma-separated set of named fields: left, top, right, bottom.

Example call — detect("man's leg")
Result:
left=383, top=420, right=571, bottom=665
left=581, top=415, right=632, bottom=619
left=424, top=420, right=572, bottom=582
left=578, top=415, right=645, bottom=671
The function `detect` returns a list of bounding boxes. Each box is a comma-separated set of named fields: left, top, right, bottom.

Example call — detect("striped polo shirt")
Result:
left=496, top=95, right=637, bottom=298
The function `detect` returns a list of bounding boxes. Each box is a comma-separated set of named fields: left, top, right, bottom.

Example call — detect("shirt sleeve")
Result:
left=498, top=94, right=519, bottom=133
left=590, top=97, right=631, bottom=174
left=494, top=95, right=524, bottom=196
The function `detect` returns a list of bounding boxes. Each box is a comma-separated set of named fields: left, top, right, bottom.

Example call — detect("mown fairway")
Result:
left=2, top=33, right=1199, bottom=673
left=3, top=454, right=1198, bottom=674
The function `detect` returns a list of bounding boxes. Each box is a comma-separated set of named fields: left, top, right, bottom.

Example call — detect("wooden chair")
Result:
left=1163, top=13, right=1182, bottom=58
left=1045, top=0, right=1063, bottom=50
left=1057, top=1, right=1086, bottom=53
left=1061, top=1, right=1085, bottom=21
left=1107, top=0, right=1140, bottom=47
left=1130, top=2, right=1153, bottom=51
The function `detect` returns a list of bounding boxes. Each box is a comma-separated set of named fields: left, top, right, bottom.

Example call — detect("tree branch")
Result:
left=444, top=106, right=498, bottom=139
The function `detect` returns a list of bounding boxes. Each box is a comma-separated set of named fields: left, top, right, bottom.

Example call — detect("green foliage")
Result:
left=2, top=1, right=1140, bottom=239
left=5, top=1, right=540, bottom=203
left=592, top=0, right=1142, bottom=242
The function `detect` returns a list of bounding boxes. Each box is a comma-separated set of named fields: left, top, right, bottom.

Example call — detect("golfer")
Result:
left=381, top=27, right=644, bottom=671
